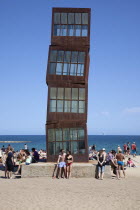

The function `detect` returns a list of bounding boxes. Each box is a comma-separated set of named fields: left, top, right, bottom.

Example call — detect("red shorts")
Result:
left=67, top=162, right=72, bottom=166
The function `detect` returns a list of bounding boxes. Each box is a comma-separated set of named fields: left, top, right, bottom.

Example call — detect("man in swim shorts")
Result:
left=116, top=150, right=125, bottom=178
left=131, top=142, right=137, bottom=157
left=57, top=149, right=66, bottom=178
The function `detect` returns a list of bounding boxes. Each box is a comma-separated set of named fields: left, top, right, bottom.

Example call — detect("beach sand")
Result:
left=0, top=156, right=140, bottom=210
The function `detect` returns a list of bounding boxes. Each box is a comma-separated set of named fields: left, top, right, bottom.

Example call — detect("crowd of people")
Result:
left=89, top=142, right=137, bottom=180
left=0, top=144, right=47, bottom=179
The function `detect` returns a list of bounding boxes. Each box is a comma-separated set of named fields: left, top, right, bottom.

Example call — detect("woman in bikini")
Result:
left=66, top=151, right=73, bottom=179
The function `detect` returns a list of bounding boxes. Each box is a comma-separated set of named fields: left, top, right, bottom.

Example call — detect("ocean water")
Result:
left=0, top=135, right=140, bottom=153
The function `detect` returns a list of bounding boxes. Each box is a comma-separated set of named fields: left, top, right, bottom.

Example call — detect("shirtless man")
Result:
left=116, top=150, right=125, bottom=178
left=57, top=149, right=66, bottom=178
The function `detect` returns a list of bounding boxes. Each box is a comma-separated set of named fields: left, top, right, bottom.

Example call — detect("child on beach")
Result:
left=127, top=158, right=136, bottom=167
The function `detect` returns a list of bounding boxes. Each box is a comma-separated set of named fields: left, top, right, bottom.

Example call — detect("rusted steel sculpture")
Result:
left=46, top=8, right=91, bottom=162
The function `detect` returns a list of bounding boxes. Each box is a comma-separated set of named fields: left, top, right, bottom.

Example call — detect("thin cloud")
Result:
left=123, top=107, right=140, bottom=114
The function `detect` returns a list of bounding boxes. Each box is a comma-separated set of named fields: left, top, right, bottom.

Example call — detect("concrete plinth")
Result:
left=21, top=163, right=111, bottom=178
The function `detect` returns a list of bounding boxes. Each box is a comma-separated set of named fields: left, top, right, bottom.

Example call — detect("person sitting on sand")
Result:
left=116, top=150, right=125, bottom=178
left=66, top=151, right=73, bottom=179
left=127, top=158, right=136, bottom=167
left=25, top=151, right=32, bottom=165
left=97, top=148, right=106, bottom=180
left=32, top=148, right=39, bottom=163
left=57, top=149, right=66, bottom=179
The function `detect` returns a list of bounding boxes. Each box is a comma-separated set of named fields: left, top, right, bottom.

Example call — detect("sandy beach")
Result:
left=0, top=156, right=140, bottom=210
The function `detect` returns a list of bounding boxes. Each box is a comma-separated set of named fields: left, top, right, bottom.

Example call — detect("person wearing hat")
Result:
left=97, top=148, right=106, bottom=180
left=131, top=142, right=137, bottom=157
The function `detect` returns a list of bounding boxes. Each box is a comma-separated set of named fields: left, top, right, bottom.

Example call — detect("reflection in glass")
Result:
left=54, top=25, right=61, bottom=36
left=57, top=88, right=64, bottom=99
left=56, top=142, right=62, bottom=155
left=79, top=88, right=85, bottom=100
left=77, top=64, right=84, bottom=76
left=75, top=25, right=81, bottom=36
left=57, top=100, right=63, bottom=112
left=63, top=142, right=70, bottom=153
left=79, top=141, right=85, bottom=154
left=61, top=25, right=67, bottom=36
left=50, top=100, right=56, bottom=112
left=57, top=51, right=64, bottom=62
left=82, top=25, right=88, bottom=36
left=49, top=63, right=56, bottom=74
left=56, top=129, right=62, bottom=141
left=82, top=13, right=88, bottom=24
left=79, top=101, right=85, bottom=113
left=71, top=101, right=78, bottom=113
left=64, top=101, right=71, bottom=112
left=78, top=129, right=85, bottom=140
left=71, top=141, right=78, bottom=154
left=70, top=128, right=78, bottom=140
left=54, top=13, right=60, bottom=24
left=70, top=64, right=77, bottom=76
left=68, top=25, right=74, bottom=36
left=65, top=88, right=71, bottom=99
left=48, top=129, right=55, bottom=141
left=72, top=88, right=78, bottom=100
left=50, top=50, right=57, bottom=62
left=63, top=63, right=70, bottom=75
left=61, top=13, right=67, bottom=24
left=75, top=13, right=81, bottom=24
left=78, top=52, right=85, bottom=63
left=56, top=63, right=63, bottom=75
left=50, top=88, right=57, bottom=99
left=71, top=51, right=78, bottom=63
left=68, top=13, right=74, bottom=24
left=64, top=51, right=71, bottom=62
left=48, top=142, right=55, bottom=155
left=63, top=128, right=69, bottom=141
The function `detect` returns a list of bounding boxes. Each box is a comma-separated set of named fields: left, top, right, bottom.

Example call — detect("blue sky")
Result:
left=0, top=0, right=140, bottom=135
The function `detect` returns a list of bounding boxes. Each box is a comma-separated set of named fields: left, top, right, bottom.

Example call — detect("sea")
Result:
left=0, top=135, right=140, bottom=154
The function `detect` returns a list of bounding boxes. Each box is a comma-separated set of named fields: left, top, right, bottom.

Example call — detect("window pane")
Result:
left=72, top=88, right=78, bottom=100
left=68, top=25, right=74, bottom=36
left=82, top=25, right=88, bottom=36
left=54, top=25, right=61, bottom=36
left=50, top=100, right=56, bottom=112
left=49, top=63, right=56, bottom=74
left=63, top=128, right=69, bottom=141
left=79, top=141, right=85, bottom=154
left=61, top=13, right=67, bottom=24
left=64, top=51, right=71, bottom=62
left=79, top=88, right=85, bottom=100
left=57, top=88, right=64, bottom=99
left=50, top=50, right=57, bottom=62
left=63, top=142, right=70, bottom=153
left=75, top=13, right=81, bottom=24
left=70, top=64, right=77, bottom=76
left=78, top=129, right=84, bottom=140
left=56, top=142, right=62, bottom=155
left=54, top=13, right=60, bottom=24
left=71, top=141, right=78, bottom=154
left=77, top=64, right=84, bottom=76
left=71, top=51, right=78, bottom=63
left=78, top=52, right=85, bottom=63
left=48, top=129, right=55, bottom=141
left=65, top=88, right=71, bottom=99
left=68, top=13, right=74, bottom=24
left=50, top=88, right=57, bottom=99
left=79, top=101, right=85, bottom=113
left=48, top=142, right=55, bottom=155
left=82, top=13, right=88, bottom=24
left=60, top=25, right=67, bottom=36
left=57, top=100, right=63, bottom=112
left=75, top=25, right=81, bottom=36
left=71, top=101, right=78, bottom=113
left=56, top=63, right=63, bottom=75
left=56, top=129, right=62, bottom=141
left=70, top=128, right=78, bottom=140
left=63, top=63, right=70, bottom=75
left=64, top=101, right=71, bottom=112
left=57, top=51, right=64, bottom=62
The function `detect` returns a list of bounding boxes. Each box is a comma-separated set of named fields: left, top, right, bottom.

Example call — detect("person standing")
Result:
left=123, top=143, right=127, bottom=155
left=6, top=150, right=14, bottom=179
left=24, top=144, right=28, bottom=150
left=127, top=142, right=130, bottom=156
left=57, top=149, right=66, bottom=179
left=66, top=151, right=73, bottom=179
left=116, top=150, right=125, bottom=178
left=131, top=142, right=137, bottom=157
left=97, top=148, right=106, bottom=180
